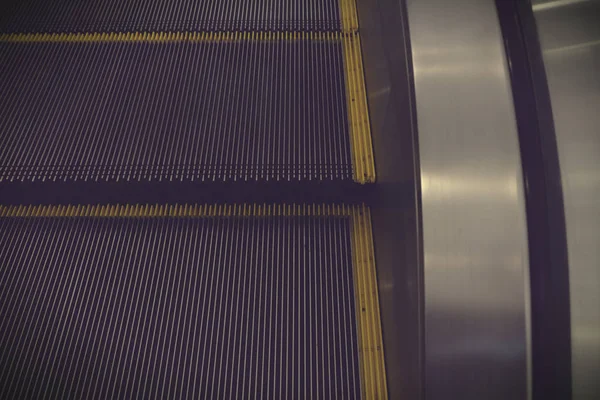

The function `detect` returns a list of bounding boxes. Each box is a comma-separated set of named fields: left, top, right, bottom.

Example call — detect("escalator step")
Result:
left=0, top=0, right=358, bottom=33
left=0, top=32, right=373, bottom=184
left=0, top=204, right=387, bottom=399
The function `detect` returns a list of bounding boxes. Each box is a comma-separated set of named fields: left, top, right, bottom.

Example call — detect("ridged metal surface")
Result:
left=0, top=34, right=356, bottom=183
left=0, top=0, right=344, bottom=33
left=0, top=206, right=363, bottom=399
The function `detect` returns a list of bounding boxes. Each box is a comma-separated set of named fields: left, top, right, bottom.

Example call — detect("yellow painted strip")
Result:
left=353, top=34, right=376, bottom=182
left=350, top=205, right=388, bottom=399
left=342, top=33, right=375, bottom=183
left=0, top=201, right=388, bottom=396
left=0, top=31, right=339, bottom=43
left=339, top=0, right=359, bottom=32
left=0, top=204, right=357, bottom=217
left=1, top=30, right=376, bottom=184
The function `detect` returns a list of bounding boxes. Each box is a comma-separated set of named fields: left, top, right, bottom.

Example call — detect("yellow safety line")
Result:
left=339, top=0, right=359, bottom=32
left=339, top=0, right=376, bottom=184
left=350, top=204, right=388, bottom=399
left=0, top=203, right=358, bottom=217
left=342, top=33, right=375, bottom=184
left=0, top=202, right=389, bottom=397
left=0, top=31, right=343, bottom=43
left=1, top=30, right=376, bottom=185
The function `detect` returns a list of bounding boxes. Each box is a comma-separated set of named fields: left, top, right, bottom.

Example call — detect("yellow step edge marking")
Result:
left=339, top=0, right=359, bottom=32
left=350, top=205, right=388, bottom=400
left=0, top=204, right=359, bottom=217
left=0, top=201, right=388, bottom=397
left=342, top=33, right=376, bottom=184
left=353, top=33, right=375, bottom=182
left=0, top=31, right=346, bottom=43
left=0, top=30, right=376, bottom=185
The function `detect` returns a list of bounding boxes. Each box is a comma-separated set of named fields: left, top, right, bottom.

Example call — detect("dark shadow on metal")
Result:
left=357, top=0, right=424, bottom=399
left=495, top=1, right=572, bottom=399
left=0, top=181, right=374, bottom=206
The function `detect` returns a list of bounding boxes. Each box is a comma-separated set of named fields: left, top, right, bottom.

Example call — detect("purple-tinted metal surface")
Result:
left=495, top=1, right=572, bottom=399
left=0, top=39, right=351, bottom=183
left=0, top=214, right=360, bottom=399
left=0, top=0, right=342, bottom=33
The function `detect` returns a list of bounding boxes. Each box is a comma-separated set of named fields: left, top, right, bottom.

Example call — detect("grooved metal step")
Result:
left=0, top=0, right=358, bottom=33
left=0, top=0, right=386, bottom=399
left=0, top=204, right=387, bottom=399
left=0, top=32, right=373, bottom=184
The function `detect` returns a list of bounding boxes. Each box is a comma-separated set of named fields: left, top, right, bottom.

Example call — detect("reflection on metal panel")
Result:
left=533, top=1, right=600, bottom=397
left=406, top=0, right=530, bottom=399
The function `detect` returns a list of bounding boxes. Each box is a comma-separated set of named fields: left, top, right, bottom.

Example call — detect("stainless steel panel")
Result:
left=533, top=1, right=600, bottom=398
left=356, top=0, right=424, bottom=398
left=406, top=1, right=531, bottom=398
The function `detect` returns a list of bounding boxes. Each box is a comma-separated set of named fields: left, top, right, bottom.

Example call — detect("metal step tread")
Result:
left=0, top=204, right=387, bottom=399
left=0, top=0, right=358, bottom=33
left=0, top=32, right=373, bottom=184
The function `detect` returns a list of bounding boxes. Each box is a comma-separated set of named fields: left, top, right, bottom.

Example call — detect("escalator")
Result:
left=4, top=0, right=577, bottom=399
left=0, top=1, right=393, bottom=398
left=0, top=204, right=385, bottom=398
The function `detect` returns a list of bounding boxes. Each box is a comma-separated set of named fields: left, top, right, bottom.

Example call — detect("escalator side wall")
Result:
left=356, top=0, right=424, bottom=399
left=360, top=0, right=533, bottom=399
left=407, top=1, right=531, bottom=399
